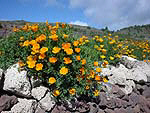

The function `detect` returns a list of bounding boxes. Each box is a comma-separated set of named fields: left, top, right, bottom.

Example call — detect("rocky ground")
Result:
left=0, top=56, right=150, bottom=113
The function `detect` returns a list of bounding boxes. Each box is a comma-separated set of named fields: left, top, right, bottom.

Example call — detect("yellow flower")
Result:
left=94, top=90, right=100, bottom=96
left=103, top=77, right=108, bottom=82
left=53, top=90, right=60, bottom=96
left=39, top=54, right=46, bottom=59
left=40, top=47, right=48, bottom=54
left=35, top=63, right=43, bottom=71
left=73, top=41, right=79, bottom=46
left=76, top=56, right=81, bottom=61
left=27, top=60, right=36, bottom=68
left=23, top=40, right=30, bottom=46
left=108, top=33, right=112, bottom=36
left=99, top=38, right=104, bottom=42
left=94, top=45, right=98, bottom=49
left=110, top=56, right=114, bottom=60
left=65, top=48, right=73, bottom=55
left=75, top=48, right=81, bottom=53
left=100, top=55, right=106, bottom=59
left=49, top=57, right=57, bottom=63
left=49, top=77, right=56, bottom=84
left=81, top=59, right=86, bottom=65
left=69, top=88, right=76, bottom=95
left=63, top=34, right=68, bottom=38
left=60, top=67, right=68, bottom=75
left=94, top=62, right=98, bottom=66
left=100, top=45, right=104, bottom=48
left=20, top=36, right=24, bottom=41
left=64, top=57, right=72, bottom=64
left=96, top=68, right=102, bottom=72
left=52, top=47, right=61, bottom=54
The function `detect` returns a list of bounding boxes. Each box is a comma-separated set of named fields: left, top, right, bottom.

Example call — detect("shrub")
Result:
left=0, top=22, right=110, bottom=101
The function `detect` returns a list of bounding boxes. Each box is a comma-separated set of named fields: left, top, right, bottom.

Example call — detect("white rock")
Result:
left=130, top=67, right=147, bottom=82
left=120, top=80, right=135, bottom=94
left=0, top=68, right=3, bottom=85
left=39, top=92, right=55, bottom=111
left=32, top=86, right=48, bottom=101
left=11, top=98, right=37, bottom=113
left=121, top=55, right=137, bottom=69
left=101, top=65, right=115, bottom=76
left=134, top=61, right=150, bottom=77
left=3, top=63, right=31, bottom=97
left=108, top=64, right=129, bottom=85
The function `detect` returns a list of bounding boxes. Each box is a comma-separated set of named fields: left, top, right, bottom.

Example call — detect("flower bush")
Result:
left=0, top=21, right=150, bottom=102
left=8, top=22, right=111, bottom=101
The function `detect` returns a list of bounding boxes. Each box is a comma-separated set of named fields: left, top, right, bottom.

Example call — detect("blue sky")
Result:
left=0, top=0, right=150, bottom=30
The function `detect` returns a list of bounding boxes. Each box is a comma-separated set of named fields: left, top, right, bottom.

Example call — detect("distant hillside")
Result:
left=0, top=20, right=150, bottom=41
left=116, top=24, right=150, bottom=41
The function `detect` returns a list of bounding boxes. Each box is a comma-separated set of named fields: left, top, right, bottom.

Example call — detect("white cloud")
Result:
left=69, top=0, right=150, bottom=30
left=69, top=20, right=88, bottom=26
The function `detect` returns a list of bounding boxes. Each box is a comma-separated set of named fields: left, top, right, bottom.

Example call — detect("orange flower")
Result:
left=102, top=49, right=107, bottom=54
left=31, top=25, right=38, bottom=32
left=18, top=60, right=25, bottom=67
left=76, top=56, right=81, bottom=61
left=35, top=63, right=43, bottom=71
left=103, top=60, right=109, bottom=66
left=36, top=34, right=46, bottom=42
left=52, top=47, right=61, bottom=54
left=49, top=34, right=58, bottom=41
left=32, top=44, right=40, bottom=51
left=63, top=34, right=68, bottom=38
left=80, top=67, right=85, bottom=75
left=60, top=67, right=68, bottom=75
left=53, top=90, right=60, bottom=96
left=95, top=75, right=101, bottom=81
left=62, top=23, right=65, bottom=28
left=73, top=41, right=79, bottom=46
left=40, top=47, right=48, bottom=54
left=65, top=48, right=73, bottom=55
left=90, top=70, right=95, bottom=78
left=94, top=62, right=98, bottom=66
left=29, top=40, right=37, bottom=45
left=81, top=59, right=86, bottom=65
left=85, top=86, right=90, bottom=90
left=49, top=57, right=57, bottom=63
left=39, top=54, right=46, bottom=59
left=27, top=60, right=36, bottom=68
left=75, top=48, right=81, bottom=53
left=62, top=43, right=71, bottom=50
left=51, top=30, right=56, bottom=35
left=69, top=88, right=76, bottom=95
left=49, top=77, right=56, bottom=84
left=64, top=57, right=72, bottom=64
left=96, top=68, right=102, bottom=72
